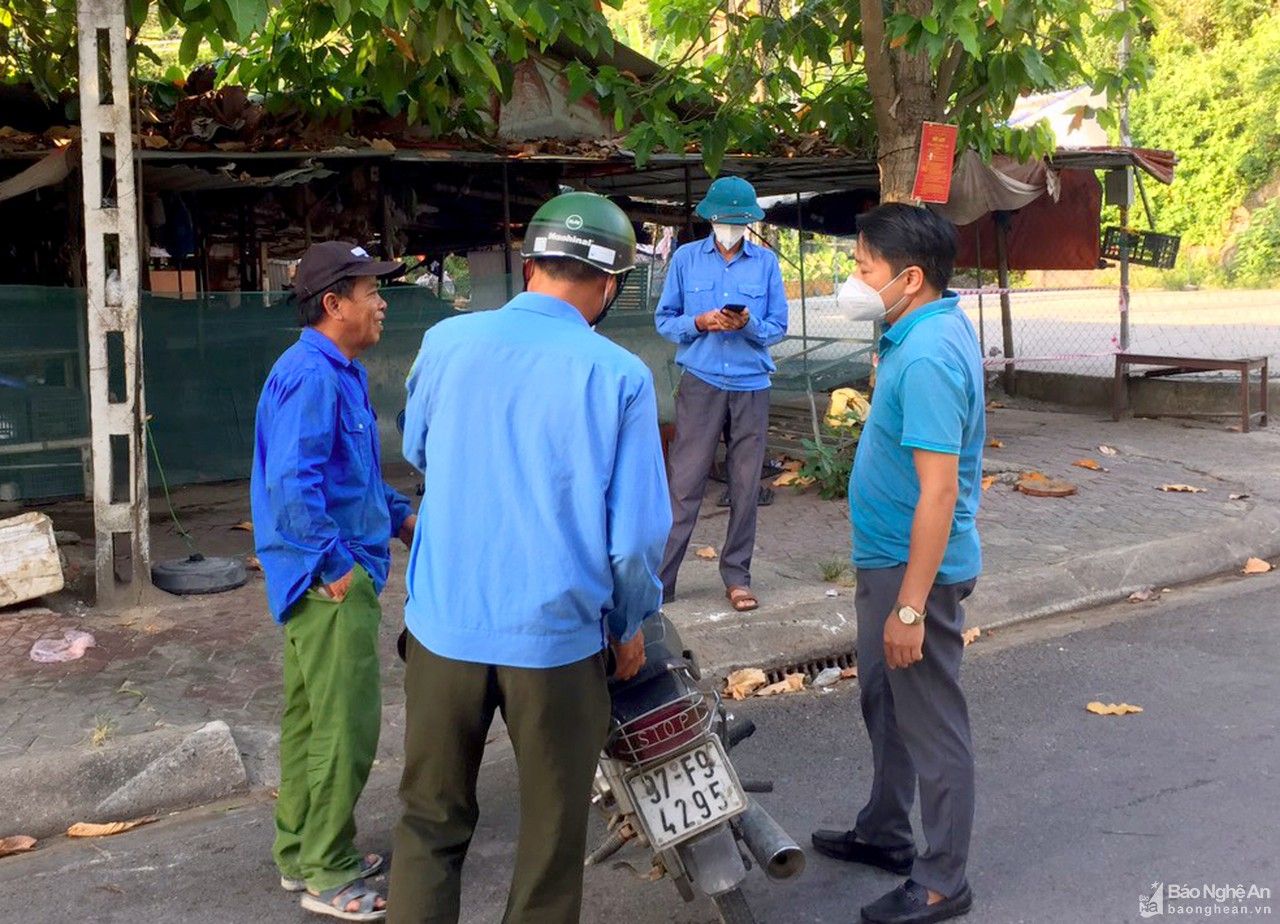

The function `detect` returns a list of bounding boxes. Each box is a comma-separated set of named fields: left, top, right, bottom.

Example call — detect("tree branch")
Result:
left=859, top=0, right=899, bottom=130
left=945, top=82, right=989, bottom=121
left=935, top=41, right=966, bottom=109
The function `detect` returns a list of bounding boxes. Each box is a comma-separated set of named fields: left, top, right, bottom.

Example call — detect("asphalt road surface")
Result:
left=2, top=570, right=1277, bottom=924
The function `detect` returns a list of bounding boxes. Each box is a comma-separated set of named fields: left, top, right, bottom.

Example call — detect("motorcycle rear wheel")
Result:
left=713, top=887, right=757, bottom=924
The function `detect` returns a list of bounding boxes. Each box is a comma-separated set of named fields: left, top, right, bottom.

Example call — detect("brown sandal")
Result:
left=726, top=586, right=759, bottom=612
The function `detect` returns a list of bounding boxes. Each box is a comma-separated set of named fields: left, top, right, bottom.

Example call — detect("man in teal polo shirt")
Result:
left=811, top=204, right=984, bottom=924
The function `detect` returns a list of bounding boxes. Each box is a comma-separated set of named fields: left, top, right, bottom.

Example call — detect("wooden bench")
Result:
left=1113, top=353, right=1269, bottom=432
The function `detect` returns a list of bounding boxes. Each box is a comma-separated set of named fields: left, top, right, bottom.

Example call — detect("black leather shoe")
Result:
left=810, top=829, right=915, bottom=875
left=860, top=879, right=974, bottom=924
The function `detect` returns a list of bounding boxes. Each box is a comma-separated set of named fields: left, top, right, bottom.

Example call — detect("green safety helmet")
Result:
left=694, top=176, right=764, bottom=225
left=520, top=191, right=637, bottom=275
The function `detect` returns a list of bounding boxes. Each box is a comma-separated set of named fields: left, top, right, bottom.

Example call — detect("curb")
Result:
left=687, top=502, right=1280, bottom=679
left=0, top=720, right=248, bottom=839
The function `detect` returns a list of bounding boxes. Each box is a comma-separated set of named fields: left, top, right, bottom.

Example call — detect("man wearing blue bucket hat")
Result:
left=655, top=175, right=788, bottom=613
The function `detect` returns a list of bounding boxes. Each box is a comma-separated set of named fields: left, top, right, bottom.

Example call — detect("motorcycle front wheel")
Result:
left=713, top=887, right=757, bottom=924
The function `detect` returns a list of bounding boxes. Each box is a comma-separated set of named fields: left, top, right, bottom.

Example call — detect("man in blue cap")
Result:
left=655, top=175, right=788, bottom=612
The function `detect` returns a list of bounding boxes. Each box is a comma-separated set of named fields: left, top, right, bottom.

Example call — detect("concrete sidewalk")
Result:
left=1, top=402, right=1277, bottom=837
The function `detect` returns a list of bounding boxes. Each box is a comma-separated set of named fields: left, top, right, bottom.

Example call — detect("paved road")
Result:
left=2, top=570, right=1277, bottom=924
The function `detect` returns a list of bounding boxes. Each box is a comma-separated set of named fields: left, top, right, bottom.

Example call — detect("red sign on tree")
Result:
left=911, top=122, right=959, bottom=204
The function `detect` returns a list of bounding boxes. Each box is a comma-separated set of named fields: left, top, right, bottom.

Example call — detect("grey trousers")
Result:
left=659, top=373, right=770, bottom=595
left=853, top=565, right=977, bottom=898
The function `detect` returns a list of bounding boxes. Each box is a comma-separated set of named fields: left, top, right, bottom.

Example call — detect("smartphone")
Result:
left=723, top=303, right=747, bottom=314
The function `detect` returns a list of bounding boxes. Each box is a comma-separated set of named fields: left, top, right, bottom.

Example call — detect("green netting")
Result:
left=0, top=283, right=679, bottom=501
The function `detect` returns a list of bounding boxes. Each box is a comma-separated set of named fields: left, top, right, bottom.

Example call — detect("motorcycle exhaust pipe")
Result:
left=736, top=799, right=806, bottom=881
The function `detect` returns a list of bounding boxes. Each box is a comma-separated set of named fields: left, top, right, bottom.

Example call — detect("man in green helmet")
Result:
left=388, top=191, right=671, bottom=924
left=655, top=175, right=788, bottom=613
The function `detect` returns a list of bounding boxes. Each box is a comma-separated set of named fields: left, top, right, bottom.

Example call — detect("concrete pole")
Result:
left=77, top=0, right=151, bottom=607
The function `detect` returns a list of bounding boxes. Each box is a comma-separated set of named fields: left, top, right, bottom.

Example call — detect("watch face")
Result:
left=898, top=606, right=918, bottom=625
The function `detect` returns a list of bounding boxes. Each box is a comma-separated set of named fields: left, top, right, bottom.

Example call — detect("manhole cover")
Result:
left=151, top=554, right=247, bottom=595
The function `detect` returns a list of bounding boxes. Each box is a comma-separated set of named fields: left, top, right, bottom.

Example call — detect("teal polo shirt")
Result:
left=848, top=293, right=985, bottom=584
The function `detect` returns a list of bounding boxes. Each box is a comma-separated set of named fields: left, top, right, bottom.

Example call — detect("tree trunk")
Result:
left=877, top=133, right=921, bottom=203
left=862, top=0, right=942, bottom=203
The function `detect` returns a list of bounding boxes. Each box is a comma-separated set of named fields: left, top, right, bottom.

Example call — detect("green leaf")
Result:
left=466, top=42, right=503, bottom=90
left=506, top=30, right=527, bottom=63
left=433, top=4, right=454, bottom=53
left=701, top=119, right=728, bottom=178
left=989, top=0, right=1004, bottom=24
left=921, top=14, right=939, bottom=34
left=365, top=0, right=391, bottom=17
left=330, top=0, right=352, bottom=27
left=129, top=0, right=151, bottom=29
left=178, top=24, right=204, bottom=65
left=221, top=0, right=268, bottom=40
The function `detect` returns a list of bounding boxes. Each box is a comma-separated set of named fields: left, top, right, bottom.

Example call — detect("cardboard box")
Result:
left=148, top=269, right=197, bottom=295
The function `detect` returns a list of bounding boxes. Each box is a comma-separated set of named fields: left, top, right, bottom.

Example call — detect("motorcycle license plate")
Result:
left=624, top=738, right=746, bottom=850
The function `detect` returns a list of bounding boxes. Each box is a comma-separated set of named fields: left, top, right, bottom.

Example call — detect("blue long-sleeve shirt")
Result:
left=250, top=328, right=413, bottom=623
left=401, top=292, right=671, bottom=669
left=655, top=235, right=789, bottom=391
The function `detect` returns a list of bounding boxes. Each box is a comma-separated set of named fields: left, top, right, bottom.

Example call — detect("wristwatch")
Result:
left=895, top=604, right=926, bottom=626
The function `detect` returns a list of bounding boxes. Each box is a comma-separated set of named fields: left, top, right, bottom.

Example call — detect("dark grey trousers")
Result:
left=388, top=639, right=610, bottom=924
left=853, top=565, right=977, bottom=898
left=659, top=373, right=770, bottom=595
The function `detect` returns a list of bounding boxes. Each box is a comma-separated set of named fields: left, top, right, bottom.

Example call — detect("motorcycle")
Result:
left=589, top=613, right=805, bottom=923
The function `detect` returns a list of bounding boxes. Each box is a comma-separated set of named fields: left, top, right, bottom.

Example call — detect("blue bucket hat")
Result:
left=694, top=176, right=764, bottom=225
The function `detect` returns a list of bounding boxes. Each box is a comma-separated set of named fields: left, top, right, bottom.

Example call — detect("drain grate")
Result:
left=765, top=649, right=857, bottom=685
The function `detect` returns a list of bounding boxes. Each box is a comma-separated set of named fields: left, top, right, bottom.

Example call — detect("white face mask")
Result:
left=712, top=223, right=746, bottom=250
left=836, top=269, right=909, bottom=322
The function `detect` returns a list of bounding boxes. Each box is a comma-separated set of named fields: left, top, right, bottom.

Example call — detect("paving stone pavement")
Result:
left=0, top=403, right=1276, bottom=774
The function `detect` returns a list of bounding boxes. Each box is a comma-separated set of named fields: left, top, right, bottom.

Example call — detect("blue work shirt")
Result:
left=655, top=235, right=789, bottom=391
left=251, top=328, right=413, bottom=623
left=849, top=294, right=985, bottom=584
left=401, top=292, right=672, bottom=669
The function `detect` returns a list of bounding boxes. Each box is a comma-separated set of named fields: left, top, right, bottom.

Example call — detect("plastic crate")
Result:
left=27, top=385, right=89, bottom=440
left=14, top=450, right=84, bottom=500
left=1101, top=227, right=1181, bottom=269
left=0, top=386, right=30, bottom=445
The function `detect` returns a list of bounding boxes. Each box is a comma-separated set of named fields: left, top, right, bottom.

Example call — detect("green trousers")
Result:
left=387, top=636, right=610, bottom=924
left=273, top=565, right=383, bottom=893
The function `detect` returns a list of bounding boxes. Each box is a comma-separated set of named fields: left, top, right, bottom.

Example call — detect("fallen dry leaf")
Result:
left=756, top=673, right=806, bottom=697
left=1243, top=558, right=1273, bottom=575
left=66, top=817, right=157, bottom=838
left=0, top=836, right=36, bottom=858
left=231, top=520, right=253, bottom=532
left=1072, top=459, right=1104, bottom=471
left=1098, top=445, right=1119, bottom=456
left=988, top=439, right=1004, bottom=449
left=1230, top=493, right=1250, bottom=501
left=981, top=475, right=997, bottom=491
left=695, top=546, right=718, bottom=561
left=1158, top=484, right=1205, bottom=494
left=987, top=401, right=1006, bottom=409
left=724, top=668, right=768, bottom=701
left=773, top=470, right=815, bottom=488
left=369, top=137, right=397, bottom=152
left=1086, top=701, right=1144, bottom=716
left=1016, top=472, right=1077, bottom=498
left=245, top=554, right=261, bottom=571
left=840, top=666, right=858, bottom=679
left=1128, top=589, right=1160, bottom=603
left=962, top=627, right=981, bottom=646
left=780, top=459, right=803, bottom=472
